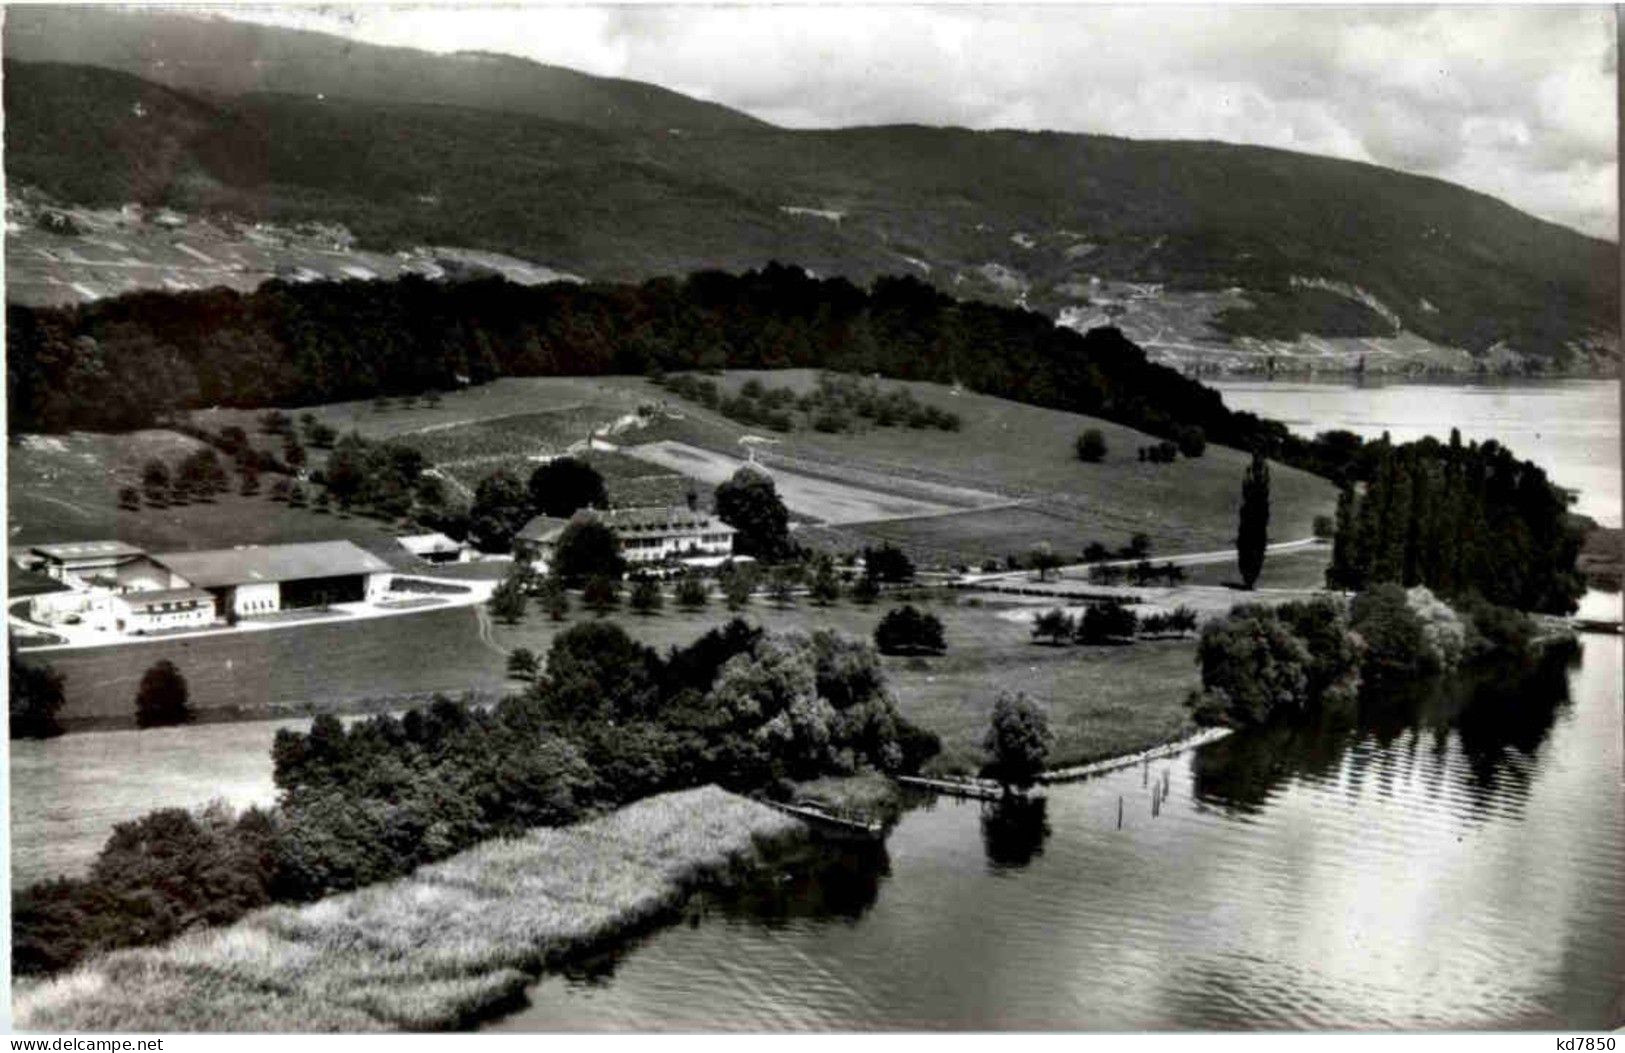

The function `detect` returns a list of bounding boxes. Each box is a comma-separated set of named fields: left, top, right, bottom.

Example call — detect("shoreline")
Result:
left=13, top=787, right=809, bottom=1033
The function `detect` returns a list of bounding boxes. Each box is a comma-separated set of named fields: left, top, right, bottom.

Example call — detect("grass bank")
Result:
left=14, top=786, right=805, bottom=1033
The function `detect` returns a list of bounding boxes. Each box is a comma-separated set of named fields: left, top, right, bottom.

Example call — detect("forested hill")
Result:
left=0, top=263, right=1436, bottom=488
left=5, top=45, right=1617, bottom=371
left=2, top=6, right=765, bottom=133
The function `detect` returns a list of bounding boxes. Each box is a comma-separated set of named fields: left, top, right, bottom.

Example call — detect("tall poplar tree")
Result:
left=1236, top=450, right=1271, bottom=589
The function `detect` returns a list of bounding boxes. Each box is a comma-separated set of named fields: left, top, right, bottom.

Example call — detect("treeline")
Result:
left=8, top=265, right=1308, bottom=470
left=13, top=619, right=938, bottom=976
left=1189, top=585, right=1567, bottom=728
left=1327, top=430, right=1584, bottom=614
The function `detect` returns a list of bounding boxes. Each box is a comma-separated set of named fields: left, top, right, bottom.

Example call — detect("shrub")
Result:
left=629, top=577, right=663, bottom=615
left=583, top=575, right=621, bottom=613
left=1077, top=601, right=1138, bottom=644
left=874, top=605, right=946, bottom=656
left=11, top=659, right=66, bottom=739
left=1350, top=583, right=1435, bottom=680
left=675, top=574, right=709, bottom=610
left=1075, top=428, right=1107, bottom=463
left=1193, top=606, right=1312, bottom=725
left=1313, top=514, right=1336, bottom=540
left=135, top=660, right=192, bottom=728
left=1031, top=608, right=1075, bottom=645
left=506, top=647, right=540, bottom=680
left=851, top=573, right=880, bottom=605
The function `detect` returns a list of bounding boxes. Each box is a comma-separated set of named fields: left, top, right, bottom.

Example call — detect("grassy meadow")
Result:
left=489, top=589, right=1202, bottom=775
left=13, top=787, right=805, bottom=1032
left=15, top=605, right=506, bottom=725
left=621, top=369, right=1339, bottom=560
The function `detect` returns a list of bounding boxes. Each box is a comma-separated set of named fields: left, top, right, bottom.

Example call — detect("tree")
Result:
left=1031, top=608, right=1074, bottom=646
left=117, top=485, right=141, bottom=511
left=238, top=462, right=261, bottom=496
left=487, top=568, right=529, bottom=625
left=874, top=605, right=946, bottom=656
left=553, top=517, right=626, bottom=583
left=11, top=658, right=66, bottom=739
left=1029, top=543, right=1062, bottom=582
left=630, top=576, right=663, bottom=615
left=583, top=575, right=620, bottom=614
left=135, top=660, right=192, bottom=728
left=1192, top=605, right=1311, bottom=726
left=141, top=459, right=170, bottom=506
left=1075, top=428, right=1107, bottom=463
left=721, top=563, right=756, bottom=610
left=269, top=477, right=294, bottom=503
left=1237, top=450, right=1271, bottom=589
left=768, top=565, right=801, bottom=606
left=506, top=647, right=540, bottom=680
left=1077, top=600, right=1138, bottom=644
left=676, top=574, right=709, bottom=610
left=862, top=544, right=915, bottom=583
left=714, top=466, right=791, bottom=561
left=982, top=691, right=1051, bottom=792
left=851, top=572, right=880, bottom=605
left=468, top=469, right=532, bottom=553
left=527, top=457, right=608, bottom=520
left=282, top=437, right=307, bottom=471
left=807, top=556, right=841, bottom=605
left=538, top=575, right=570, bottom=621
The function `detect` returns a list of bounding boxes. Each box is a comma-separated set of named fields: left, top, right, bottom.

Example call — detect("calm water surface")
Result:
left=1210, top=378, right=1619, bottom=527
left=494, top=631, right=1622, bottom=1030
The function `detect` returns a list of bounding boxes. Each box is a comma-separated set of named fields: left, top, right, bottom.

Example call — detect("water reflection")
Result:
left=1192, top=648, right=1574, bottom=822
left=716, top=838, right=890, bottom=925
left=980, top=796, right=1051, bottom=870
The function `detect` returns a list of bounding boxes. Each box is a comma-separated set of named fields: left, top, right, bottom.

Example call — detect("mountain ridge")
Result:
left=4, top=9, right=1617, bottom=374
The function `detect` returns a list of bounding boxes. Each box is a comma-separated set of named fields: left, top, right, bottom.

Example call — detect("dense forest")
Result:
left=1327, top=431, right=1585, bottom=614
left=9, top=264, right=1327, bottom=465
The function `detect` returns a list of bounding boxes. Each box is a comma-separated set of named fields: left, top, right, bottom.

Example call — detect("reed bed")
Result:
left=14, top=787, right=805, bottom=1033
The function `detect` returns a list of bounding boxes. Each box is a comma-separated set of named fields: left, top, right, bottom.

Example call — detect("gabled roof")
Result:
left=515, top=515, right=573, bottom=545
left=397, top=532, right=461, bottom=554
left=30, top=540, right=146, bottom=563
left=154, top=541, right=391, bottom=588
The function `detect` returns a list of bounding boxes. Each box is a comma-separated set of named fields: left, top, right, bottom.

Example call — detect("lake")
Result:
left=492, top=630, right=1622, bottom=1031
left=487, top=378, right=1622, bottom=1031
left=1210, top=377, right=1620, bottom=528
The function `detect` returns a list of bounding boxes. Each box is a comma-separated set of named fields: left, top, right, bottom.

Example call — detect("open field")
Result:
left=622, top=440, right=981, bottom=524
left=14, top=787, right=803, bottom=1032
left=13, top=605, right=506, bottom=726
left=614, top=370, right=1337, bottom=559
left=11, top=716, right=314, bottom=886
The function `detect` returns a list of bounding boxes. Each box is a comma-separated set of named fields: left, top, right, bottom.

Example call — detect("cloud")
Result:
left=228, top=3, right=1618, bottom=239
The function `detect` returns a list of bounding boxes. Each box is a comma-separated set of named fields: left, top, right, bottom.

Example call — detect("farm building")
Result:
left=16, top=539, right=392, bottom=633
left=515, top=506, right=736, bottom=570
left=155, top=542, right=391, bottom=620
left=396, top=532, right=470, bottom=564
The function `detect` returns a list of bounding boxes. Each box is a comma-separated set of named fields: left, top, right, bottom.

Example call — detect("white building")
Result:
left=396, top=532, right=470, bottom=565
left=16, top=540, right=393, bottom=634
left=514, top=507, right=736, bottom=571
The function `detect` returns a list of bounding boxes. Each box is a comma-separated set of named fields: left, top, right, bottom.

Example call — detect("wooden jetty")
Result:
left=764, top=800, right=885, bottom=838
left=895, top=775, right=1004, bottom=801
left=1573, top=618, right=1622, bottom=635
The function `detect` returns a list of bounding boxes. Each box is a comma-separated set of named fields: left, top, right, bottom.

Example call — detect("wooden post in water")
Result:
left=1117, top=795, right=1123, bottom=829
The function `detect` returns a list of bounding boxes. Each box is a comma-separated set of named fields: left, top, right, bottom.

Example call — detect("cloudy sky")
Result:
left=229, top=4, right=1617, bottom=239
